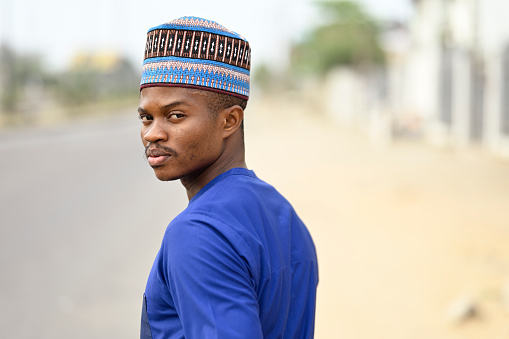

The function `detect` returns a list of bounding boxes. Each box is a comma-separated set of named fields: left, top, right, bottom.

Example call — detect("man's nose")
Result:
left=142, top=119, right=168, bottom=143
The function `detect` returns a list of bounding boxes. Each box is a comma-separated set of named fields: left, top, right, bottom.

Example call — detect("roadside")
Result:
left=247, top=95, right=509, bottom=339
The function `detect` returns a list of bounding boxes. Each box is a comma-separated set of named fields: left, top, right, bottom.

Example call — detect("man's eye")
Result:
left=169, top=113, right=185, bottom=119
left=139, top=115, right=152, bottom=122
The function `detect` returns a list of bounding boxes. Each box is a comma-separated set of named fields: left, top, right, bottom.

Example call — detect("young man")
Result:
left=139, top=16, right=318, bottom=339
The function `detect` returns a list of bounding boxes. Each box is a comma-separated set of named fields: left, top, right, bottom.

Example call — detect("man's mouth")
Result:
left=147, top=154, right=170, bottom=166
left=146, top=147, right=173, bottom=167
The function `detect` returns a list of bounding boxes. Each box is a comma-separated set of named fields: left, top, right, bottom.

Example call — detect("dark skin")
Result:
left=138, top=86, right=247, bottom=200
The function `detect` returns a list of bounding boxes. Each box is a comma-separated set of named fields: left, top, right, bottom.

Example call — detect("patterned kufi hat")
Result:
left=140, top=16, right=251, bottom=100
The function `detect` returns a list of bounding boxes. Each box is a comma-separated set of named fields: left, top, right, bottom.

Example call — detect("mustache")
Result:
left=144, top=143, right=177, bottom=158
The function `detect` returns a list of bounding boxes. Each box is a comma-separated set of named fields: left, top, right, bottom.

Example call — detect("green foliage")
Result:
left=291, top=0, right=385, bottom=75
left=0, top=45, right=139, bottom=117
left=54, top=71, right=98, bottom=106
left=53, top=57, right=139, bottom=107
left=0, top=45, right=46, bottom=112
left=252, top=63, right=292, bottom=92
left=252, top=63, right=273, bottom=91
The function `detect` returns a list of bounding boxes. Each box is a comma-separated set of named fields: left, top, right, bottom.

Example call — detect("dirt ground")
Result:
left=246, top=95, right=509, bottom=339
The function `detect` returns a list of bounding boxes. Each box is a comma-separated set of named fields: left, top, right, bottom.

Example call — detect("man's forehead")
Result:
left=141, top=86, right=208, bottom=98
left=139, top=86, right=210, bottom=108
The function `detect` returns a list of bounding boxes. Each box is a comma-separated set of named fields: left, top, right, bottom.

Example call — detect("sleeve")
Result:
left=162, top=215, right=263, bottom=339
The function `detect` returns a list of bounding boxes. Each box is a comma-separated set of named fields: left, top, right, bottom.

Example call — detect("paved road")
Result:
left=0, top=113, right=187, bottom=338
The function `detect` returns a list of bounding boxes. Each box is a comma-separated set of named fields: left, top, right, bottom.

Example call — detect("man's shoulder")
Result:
left=194, top=169, right=280, bottom=208
left=160, top=176, right=263, bottom=266
left=165, top=168, right=296, bottom=244
left=167, top=171, right=264, bottom=235
left=165, top=170, right=285, bottom=238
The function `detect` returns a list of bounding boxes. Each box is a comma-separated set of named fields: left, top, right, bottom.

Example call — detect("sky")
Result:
left=0, top=0, right=413, bottom=71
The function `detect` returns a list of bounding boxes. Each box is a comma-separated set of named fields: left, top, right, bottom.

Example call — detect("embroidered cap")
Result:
left=140, top=16, right=251, bottom=100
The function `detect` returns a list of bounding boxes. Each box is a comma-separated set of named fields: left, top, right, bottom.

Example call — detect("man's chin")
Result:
left=153, top=169, right=180, bottom=182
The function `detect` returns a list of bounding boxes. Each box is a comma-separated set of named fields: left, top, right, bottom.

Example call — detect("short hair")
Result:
left=205, top=91, right=248, bottom=115
left=205, top=91, right=247, bottom=137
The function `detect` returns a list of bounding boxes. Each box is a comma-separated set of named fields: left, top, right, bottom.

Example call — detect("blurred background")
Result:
left=1, top=0, right=509, bottom=338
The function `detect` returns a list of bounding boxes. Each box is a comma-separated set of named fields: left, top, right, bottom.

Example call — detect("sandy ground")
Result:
left=246, top=95, right=509, bottom=339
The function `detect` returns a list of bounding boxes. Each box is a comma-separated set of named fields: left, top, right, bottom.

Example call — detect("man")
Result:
left=139, top=16, right=318, bottom=339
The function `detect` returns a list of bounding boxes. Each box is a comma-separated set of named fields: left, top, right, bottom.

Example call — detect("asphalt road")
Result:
left=0, top=113, right=187, bottom=338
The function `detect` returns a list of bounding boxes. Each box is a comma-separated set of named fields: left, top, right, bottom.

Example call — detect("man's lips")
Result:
left=146, top=149, right=171, bottom=157
left=147, top=154, right=170, bottom=166
left=146, top=148, right=173, bottom=166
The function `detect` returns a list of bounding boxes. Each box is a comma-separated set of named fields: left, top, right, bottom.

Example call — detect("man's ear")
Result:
left=221, top=105, right=244, bottom=138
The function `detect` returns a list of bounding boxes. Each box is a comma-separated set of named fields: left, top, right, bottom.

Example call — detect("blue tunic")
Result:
left=141, top=168, right=318, bottom=338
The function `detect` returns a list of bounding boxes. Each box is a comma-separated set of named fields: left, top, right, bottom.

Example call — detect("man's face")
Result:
left=138, top=86, right=224, bottom=181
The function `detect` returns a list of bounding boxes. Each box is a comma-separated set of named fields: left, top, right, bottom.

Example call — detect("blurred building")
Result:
left=385, top=0, right=509, bottom=156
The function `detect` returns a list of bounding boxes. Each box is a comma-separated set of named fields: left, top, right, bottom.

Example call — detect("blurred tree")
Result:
left=0, top=45, right=45, bottom=113
left=53, top=53, right=138, bottom=107
left=0, top=46, right=138, bottom=123
left=252, top=63, right=273, bottom=91
left=252, top=62, right=293, bottom=93
left=291, top=0, right=385, bottom=75
left=54, top=70, right=97, bottom=106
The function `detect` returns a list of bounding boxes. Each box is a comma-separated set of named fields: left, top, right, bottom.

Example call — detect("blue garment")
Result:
left=142, top=168, right=318, bottom=339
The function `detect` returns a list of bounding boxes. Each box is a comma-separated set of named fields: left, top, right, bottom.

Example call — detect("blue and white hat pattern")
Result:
left=140, top=16, right=251, bottom=100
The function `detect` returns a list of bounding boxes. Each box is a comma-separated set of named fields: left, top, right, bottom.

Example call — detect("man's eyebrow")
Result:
left=138, top=101, right=190, bottom=114
left=163, top=101, right=189, bottom=110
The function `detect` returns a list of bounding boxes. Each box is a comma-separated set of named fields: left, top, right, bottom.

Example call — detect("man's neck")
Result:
left=181, top=153, right=247, bottom=201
